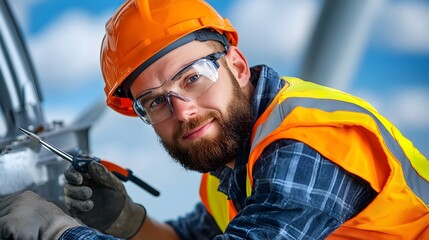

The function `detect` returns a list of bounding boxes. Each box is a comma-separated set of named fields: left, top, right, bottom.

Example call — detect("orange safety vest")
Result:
left=199, top=77, right=429, bottom=239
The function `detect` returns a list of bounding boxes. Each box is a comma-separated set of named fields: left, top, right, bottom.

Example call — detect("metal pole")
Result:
left=300, top=0, right=386, bottom=90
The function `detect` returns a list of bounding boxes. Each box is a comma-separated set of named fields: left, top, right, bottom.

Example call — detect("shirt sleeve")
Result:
left=61, top=205, right=221, bottom=240
left=216, top=140, right=377, bottom=239
left=166, top=202, right=223, bottom=240
left=60, top=226, right=123, bottom=240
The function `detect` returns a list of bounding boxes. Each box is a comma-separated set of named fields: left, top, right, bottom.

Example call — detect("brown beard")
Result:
left=160, top=73, right=253, bottom=173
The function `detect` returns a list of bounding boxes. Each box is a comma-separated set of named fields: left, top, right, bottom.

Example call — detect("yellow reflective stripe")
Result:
left=250, top=77, right=429, bottom=203
left=280, top=77, right=379, bottom=114
left=395, top=127, right=429, bottom=179
left=246, top=166, right=252, bottom=197
left=286, top=73, right=427, bottom=184
left=205, top=174, right=229, bottom=232
left=379, top=113, right=429, bottom=182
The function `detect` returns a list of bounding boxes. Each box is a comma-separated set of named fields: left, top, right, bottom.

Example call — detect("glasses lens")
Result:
left=132, top=99, right=151, bottom=124
left=172, top=59, right=218, bottom=97
left=133, top=52, right=224, bottom=125
left=133, top=92, right=171, bottom=124
left=175, top=58, right=219, bottom=82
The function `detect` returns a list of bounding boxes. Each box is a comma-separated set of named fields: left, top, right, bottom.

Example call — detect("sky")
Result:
left=6, top=0, right=429, bottom=221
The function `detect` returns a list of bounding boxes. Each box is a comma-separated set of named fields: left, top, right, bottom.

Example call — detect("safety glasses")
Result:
left=132, top=51, right=226, bottom=124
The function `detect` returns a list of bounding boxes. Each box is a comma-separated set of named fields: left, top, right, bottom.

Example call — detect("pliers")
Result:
left=19, top=127, right=160, bottom=197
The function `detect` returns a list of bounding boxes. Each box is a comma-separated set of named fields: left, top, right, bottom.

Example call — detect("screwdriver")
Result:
left=19, top=127, right=160, bottom=197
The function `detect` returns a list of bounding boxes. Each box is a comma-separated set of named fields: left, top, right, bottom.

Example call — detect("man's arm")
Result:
left=64, top=161, right=222, bottom=240
left=130, top=216, right=179, bottom=240
left=165, top=202, right=223, bottom=240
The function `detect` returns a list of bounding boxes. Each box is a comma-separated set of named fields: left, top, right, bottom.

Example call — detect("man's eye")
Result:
left=187, top=74, right=201, bottom=84
left=150, top=95, right=166, bottom=109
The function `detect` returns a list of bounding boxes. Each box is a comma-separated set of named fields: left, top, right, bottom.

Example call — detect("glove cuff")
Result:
left=105, top=201, right=146, bottom=239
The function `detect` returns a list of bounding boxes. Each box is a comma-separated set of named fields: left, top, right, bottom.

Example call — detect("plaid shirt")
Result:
left=61, top=65, right=377, bottom=239
left=60, top=227, right=121, bottom=240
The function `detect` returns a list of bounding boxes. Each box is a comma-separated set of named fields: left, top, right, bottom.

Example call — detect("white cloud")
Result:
left=228, top=0, right=320, bottom=66
left=373, top=1, right=429, bottom=52
left=388, top=87, right=429, bottom=127
left=28, top=10, right=108, bottom=90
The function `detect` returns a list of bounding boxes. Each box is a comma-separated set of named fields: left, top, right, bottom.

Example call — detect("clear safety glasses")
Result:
left=132, top=51, right=226, bottom=124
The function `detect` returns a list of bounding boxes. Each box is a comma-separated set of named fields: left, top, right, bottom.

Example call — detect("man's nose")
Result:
left=167, top=92, right=197, bottom=121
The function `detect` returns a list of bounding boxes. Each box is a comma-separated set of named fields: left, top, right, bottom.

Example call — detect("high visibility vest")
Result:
left=199, top=77, right=429, bottom=239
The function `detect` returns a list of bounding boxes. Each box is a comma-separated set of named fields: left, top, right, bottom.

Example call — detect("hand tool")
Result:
left=18, top=127, right=160, bottom=197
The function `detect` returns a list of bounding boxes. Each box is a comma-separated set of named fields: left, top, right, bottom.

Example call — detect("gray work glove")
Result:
left=64, top=161, right=146, bottom=239
left=0, top=190, right=80, bottom=240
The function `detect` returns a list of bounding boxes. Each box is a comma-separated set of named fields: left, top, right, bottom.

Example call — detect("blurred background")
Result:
left=4, top=0, right=429, bottom=221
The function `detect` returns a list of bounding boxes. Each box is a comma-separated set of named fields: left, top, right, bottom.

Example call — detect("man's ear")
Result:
left=225, top=46, right=250, bottom=87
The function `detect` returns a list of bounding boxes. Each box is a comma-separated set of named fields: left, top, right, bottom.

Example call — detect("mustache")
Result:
left=176, top=111, right=222, bottom=137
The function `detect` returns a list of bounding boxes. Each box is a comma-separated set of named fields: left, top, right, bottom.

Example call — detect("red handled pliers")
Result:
left=19, top=127, right=160, bottom=197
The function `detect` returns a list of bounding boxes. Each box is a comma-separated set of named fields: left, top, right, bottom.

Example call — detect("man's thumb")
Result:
left=87, top=161, right=123, bottom=190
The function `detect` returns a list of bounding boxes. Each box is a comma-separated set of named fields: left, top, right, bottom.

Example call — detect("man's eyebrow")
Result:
left=134, top=90, right=153, bottom=101
left=135, top=79, right=168, bottom=99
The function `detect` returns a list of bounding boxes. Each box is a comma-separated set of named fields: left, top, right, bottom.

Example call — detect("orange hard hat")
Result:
left=101, top=0, right=238, bottom=117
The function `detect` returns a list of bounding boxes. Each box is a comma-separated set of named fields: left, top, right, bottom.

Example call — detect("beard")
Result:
left=160, top=73, right=253, bottom=173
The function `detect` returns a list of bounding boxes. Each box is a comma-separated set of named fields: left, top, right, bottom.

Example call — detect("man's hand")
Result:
left=64, top=161, right=146, bottom=239
left=0, top=190, right=80, bottom=240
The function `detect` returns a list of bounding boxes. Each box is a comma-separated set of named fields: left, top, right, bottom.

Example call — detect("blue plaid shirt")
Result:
left=61, top=65, right=376, bottom=239
left=60, top=227, right=121, bottom=240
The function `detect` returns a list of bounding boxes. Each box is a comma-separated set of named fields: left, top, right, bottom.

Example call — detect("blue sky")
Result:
left=8, top=0, right=429, bottom=221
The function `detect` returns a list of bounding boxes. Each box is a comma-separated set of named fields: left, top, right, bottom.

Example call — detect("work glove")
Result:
left=0, top=190, right=80, bottom=240
left=64, top=161, right=146, bottom=239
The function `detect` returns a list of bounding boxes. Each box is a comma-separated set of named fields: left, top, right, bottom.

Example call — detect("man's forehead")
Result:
left=130, top=41, right=214, bottom=95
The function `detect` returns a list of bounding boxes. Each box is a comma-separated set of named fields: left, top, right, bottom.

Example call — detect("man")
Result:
left=1, top=0, right=428, bottom=239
